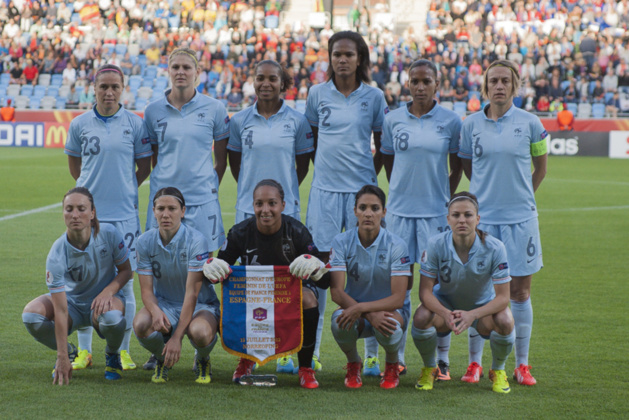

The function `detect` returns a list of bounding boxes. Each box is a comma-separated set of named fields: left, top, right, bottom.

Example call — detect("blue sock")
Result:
left=468, top=326, right=486, bottom=365
left=490, top=330, right=515, bottom=371
left=77, top=327, right=93, bottom=353
left=98, top=310, right=126, bottom=354
left=411, top=325, right=437, bottom=368
left=437, top=333, right=451, bottom=364
left=121, top=278, right=136, bottom=352
left=511, top=298, right=533, bottom=366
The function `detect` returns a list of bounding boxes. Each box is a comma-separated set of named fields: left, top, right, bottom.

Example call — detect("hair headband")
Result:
left=171, top=50, right=198, bottom=65
left=95, top=67, right=123, bottom=78
left=154, top=194, right=184, bottom=205
left=448, top=196, right=479, bottom=211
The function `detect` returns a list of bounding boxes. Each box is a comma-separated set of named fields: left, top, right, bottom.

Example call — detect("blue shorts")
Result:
left=235, top=210, right=301, bottom=225
left=306, top=187, right=357, bottom=251
left=157, top=297, right=220, bottom=334
left=386, top=213, right=449, bottom=265
left=479, top=218, right=543, bottom=277
left=65, top=292, right=126, bottom=334
left=331, top=305, right=408, bottom=338
left=107, top=216, right=141, bottom=271
left=147, top=200, right=225, bottom=252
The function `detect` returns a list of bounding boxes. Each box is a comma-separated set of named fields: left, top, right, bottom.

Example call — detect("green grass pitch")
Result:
left=0, top=148, right=628, bottom=419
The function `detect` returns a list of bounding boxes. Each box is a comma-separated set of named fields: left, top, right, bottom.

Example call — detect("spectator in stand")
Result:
left=564, top=80, right=580, bottom=103
left=439, top=79, right=455, bottom=102
left=79, top=85, right=95, bottom=109
left=548, top=76, right=564, bottom=103
left=121, top=85, right=135, bottom=109
left=63, top=62, right=77, bottom=86
left=226, top=84, right=244, bottom=109
left=606, top=92, right=620, bottom=118
left=453, top=77, right=468, bottom=102
left=536, top=95, right=550, bottom=113
left=603, top=66, right=619, bottom=93
left=9, top=60, right=24, bottom=85
left=66, top=84, right=80, bottom=109
left=592, top=79, right=605, bottom=103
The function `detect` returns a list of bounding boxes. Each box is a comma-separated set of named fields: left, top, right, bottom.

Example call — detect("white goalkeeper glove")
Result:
left=203, top=257, right=232, bottom=284
left=289, top=254, right=329, bottom=282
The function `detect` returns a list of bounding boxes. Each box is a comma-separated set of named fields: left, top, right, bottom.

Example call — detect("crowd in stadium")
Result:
left=1, top=0, right=629, bottom=117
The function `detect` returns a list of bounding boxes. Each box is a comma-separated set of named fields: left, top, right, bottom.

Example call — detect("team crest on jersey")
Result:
left=436, top=124, right=445, bottom=133
left=361, top=101, right=369, bottom=111
left=283, top=123, right=292, bottom=133
left=46, top=270, right=52, bottom=285
left=197, top=112, right=206, bottom=121
left=101, top=248, right=108, bottom=257
left=514, top=127, right=523, bottom=137
left=180, top=251, right=188, bottom=262
left=196, top=252, right=210, bottom=261
left=378, top=253, right=386, bottom=264
left=123, top=129, right=132, bottom=136
left=282, top=241, right=293, bottom=260
left=477, top=260, right=485, bottom=269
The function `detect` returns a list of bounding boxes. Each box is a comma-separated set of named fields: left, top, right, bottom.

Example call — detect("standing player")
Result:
left=329, top=185, right=410, bottom=389
left=459, top=60, right=547, bottom=386
left=203, top=180, right=330, bottom=389
left=22, top=188, right=131, bottom=384
left=65, top=64, right=152, bottom=372
left=305, top=31, right=388, bottom=369
left=133, top=187, right=220, bottom=384
left=363, top=59, right=462, bottom=379
left=227, top=59, right=314, bottom=373
left=412, top=192, right=515, bottom=393
left=143, top=47, right=229, bottom=369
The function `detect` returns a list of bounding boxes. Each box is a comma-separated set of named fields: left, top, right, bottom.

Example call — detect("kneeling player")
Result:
left=412, top=192, right=515, bottom=393
left=329, top=185, right=410, bottom=389
left=203, top=179, right=329, bottom=389
left=133, top=187, right=220, bottom=384
left=22, top=187, right=130, bottom=385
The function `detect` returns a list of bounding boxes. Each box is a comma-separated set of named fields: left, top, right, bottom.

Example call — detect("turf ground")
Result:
left=1, top=148, right=628, bottom=419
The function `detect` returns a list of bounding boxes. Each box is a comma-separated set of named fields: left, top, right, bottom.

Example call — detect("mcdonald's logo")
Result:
left=45, top=124, right=68, bottom=148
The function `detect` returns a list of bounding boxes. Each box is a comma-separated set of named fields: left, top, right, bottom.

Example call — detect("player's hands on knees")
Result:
left=53, top=355, right=73, bottom=386
left=91, top=291, right=115, bottom=318
left=365, top=311, right=398, bottom=337
left=289, top=254, right=330, bottom=281
left=451, top=310, right=475, bottom=335
left=203, top=257, right=232, bottom=284
left=151, top=309, right=171, bottom=335
left=336, top=304, right=363, bottom=330
left=162, top=338, right=182, bottom=368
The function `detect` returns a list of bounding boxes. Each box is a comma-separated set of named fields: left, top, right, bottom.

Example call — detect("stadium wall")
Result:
left=1, top=112, right=628, bottom=158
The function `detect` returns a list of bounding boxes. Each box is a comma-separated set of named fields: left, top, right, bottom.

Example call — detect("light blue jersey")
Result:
left=46, top=224, right=130, bottom=304
left=144, top=90, right=230, bottom=207
left=227, top=100, right=313, bottom=215
left=420, top=231, right=511, bottom=311
left=458, top=105, right=549, bottom=224
left=305, top=81, right=387, bottom=192
left=381, top=101, right=461, bottom=217
left=136, top=223, right=218, bottom=307
left=329, top=227, right=411, bottom=303
left=64, top=106, right=152, bottom=221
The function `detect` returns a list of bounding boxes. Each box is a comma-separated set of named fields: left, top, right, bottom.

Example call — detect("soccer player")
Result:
left=203, top=179, right=330, bottom=389
left=133, top=187, right=220, bottom=384
left=412, top=192, right=515, bottom=393
left=305, top=31, right=388, bottom=369
left=142, top=47, right=229, bottom=369
left=363, top=59, right=463, bottom=379
left=459, top=60, right=547, bottom=386
left=22, top=187, right=131, bottom=385
left=227, top=59, right=314, bottom=373
left=65, top=64, right=151, bottom=372
left=329, top=185, right=410, bottom=389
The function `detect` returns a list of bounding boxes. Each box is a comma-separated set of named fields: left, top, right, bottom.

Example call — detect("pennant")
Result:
left=221, top=265, right=303, bottom=365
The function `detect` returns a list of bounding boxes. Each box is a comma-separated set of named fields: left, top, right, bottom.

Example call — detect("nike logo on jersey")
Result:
left=246, top=248, right=257, bottom=253
left=157, top=117, right=166, bottom=123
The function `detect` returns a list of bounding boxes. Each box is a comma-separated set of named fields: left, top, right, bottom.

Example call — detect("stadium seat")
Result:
left=0, top=73, right=10, bottom=84
left=20, top=85, right=33, bottom=97
left=115, top=44, right=128, bottom=56
left=468, top=91, right=481, bottom=100
left=71, top=13, right=81, bottom=23
left=137, top=87, right=153, bottom=99
left=577, top=103, right=592, bottom=118
left=58, top=86, right=71, bottom=98
left=129, top=75, right=142, bottom=91
left=30, top=97, right=41, bottom=109
left=604, top=92, right=614, bottom=103
left=567, top=102, right=578, bottom=115
left=7, top=84, right=21, bottom=97
left=51, top=74, right=64, bottom=87
left=33, top=85, right=47, bottom=98
left=40, top=96, right=57, bottom=109
left=128, top=43, right=140, bottom=57
left=592, top=103, right=605, bottom=118
left=134, top=97, right=148, bottom=110
left=561, top=80, right=570, bottom=91
left=295, top=99, right=307, bottom=113
left=440, top=101, right=454, bottom=110
left=14, top=95, right=30, bottom=109
left=47, top=86, right=59, bottom=98
left=453, top=101, right=467, bottom=117
left=144, top=66, right=158, bottom=79
left=284, top=99, right=296, bottom=109
left=0, top=85, right=6, bottom=97
left=141, top=78, right=154, bottom=88
left=265, top=15, right=279, bottom=29
left=37, top=74, right=51, bottom=87
left=56, top=98, right=67, bottom=109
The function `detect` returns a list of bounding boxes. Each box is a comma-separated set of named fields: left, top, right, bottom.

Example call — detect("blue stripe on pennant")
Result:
left=222, top=266, right=247, bottom=354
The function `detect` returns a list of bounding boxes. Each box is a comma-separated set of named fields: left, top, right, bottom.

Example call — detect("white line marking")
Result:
left=0, top=203, right=61, bottom=222
left=540, top=205, right=629, bottom=212
left=548, top=178, right=629, bottom=187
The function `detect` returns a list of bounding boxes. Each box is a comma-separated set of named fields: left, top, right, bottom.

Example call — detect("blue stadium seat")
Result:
left=51, top=74, right=63, bottom=87
left=566, top=102, right=578, bottom=114
left=144, top=66, right=158, bottom=79
left=453, top=101, right=467, bottom=117
left=30, top=97, right=41, bottom=109
left=468, top=91, right=481, bottom=100
left=115, top=44, right=128, bottom=56
left=33, top=85, right=47, bottom=98
left=135, top=97, right=148, bottom=110
left=604, top=92, right=614, bottom=103
left=71, top=13, right=81, bottom=23
left=141, top=78, right=154, bottom=88
left=592, top=103, right=605, bottom=118
left=129, top=75, right=142, bottom=90
left=265, top=15, right=279, bottom=29
left=55, top=97, right=67, bottom=109
left=47, top=86, right=59, bottom=98
left=0, top=73, right=10, bottom=84
left=561, top=80, right=570, bottom=91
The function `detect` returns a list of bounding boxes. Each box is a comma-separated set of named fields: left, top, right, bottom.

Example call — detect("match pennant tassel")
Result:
left=221, top=265, right=303, bottom=365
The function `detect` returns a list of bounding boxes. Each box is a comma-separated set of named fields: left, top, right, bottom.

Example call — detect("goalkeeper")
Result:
left=204, top=179, right=330, bottom=389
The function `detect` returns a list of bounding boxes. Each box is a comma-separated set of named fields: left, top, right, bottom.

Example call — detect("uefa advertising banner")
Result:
left=0, top=122, right=70, bottom=148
